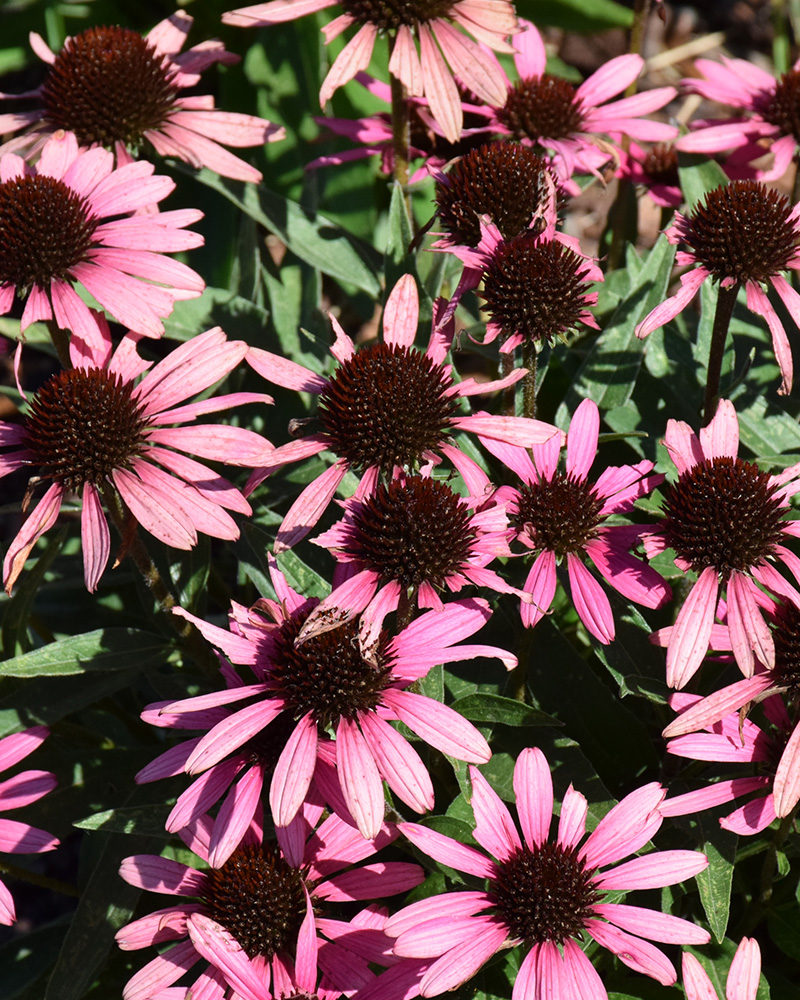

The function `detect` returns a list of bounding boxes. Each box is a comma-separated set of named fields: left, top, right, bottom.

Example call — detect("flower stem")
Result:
left=522, top=341, right=538, bottom=420
left=45, top=320, right=72, bottom=370
left=502, top=350, right=516, bottom=416
left=0, top=857, right=79, bottom=898
left=703, top=284, right=738, bottom=424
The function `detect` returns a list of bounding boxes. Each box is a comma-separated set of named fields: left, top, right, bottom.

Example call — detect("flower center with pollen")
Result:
left=340, top=0, right=455, bottom=31
left=641, top=144, right=679, bottom=186
left=511, top=472, right=604, bottom=556
left=661, top=456, right=786, bottom=578
left=481, top=232, right=591, bottom=346
left=203, top=842, right=307, bottom=960
left=24, top=368, right=148, bottom=494
left=343, top=476, right=477, bottom=589
left=492, top=843, right=600, bottom=944
left=40, top=26, right=179, bottom=148
left=0, top=175, right=98, bottom=291
left=317, top=342, right=457, bottom=475
left=268, top=614, right=392, bottom=730
left=435, top=141, right=552, bottom=247
left=497, top=76, right=585, bottom=145
left=678, top=181, right=799, bottom=284
left=763, top=69, right=800, bottom=143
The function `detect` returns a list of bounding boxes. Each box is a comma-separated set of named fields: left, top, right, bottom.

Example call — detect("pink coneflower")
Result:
left=0, top=12, right=284, bottom=181
left=246, top=273, right=559, bottom=550
left=683, top=936, right=762, bottom=1000
left=480, top=397, right=670, bottom=643
left=374, top=748, right=709, bottom=999
left=300, top=469, right=526, bottom=652
left=677, top=56, right=800, bottom=183
left=0, top=321, right=273, bottom=593
left=0, top=129, right=204, bottom=347
left=635, top=180, right=800, bottom=394
left=642, top=399, right=800, bottom=689
left=660, top=689, right=795, bottom=836
left=468, top=20, right=677, bottom=192
left=151, top=558, right=512, bottom=843
left=222, top=1, right=517, bottom=144
left=0, top=726, right=59, bottom=926
left=617, top=142, right=682, bottom=209
left=116, top=806, right=423, bottom=1000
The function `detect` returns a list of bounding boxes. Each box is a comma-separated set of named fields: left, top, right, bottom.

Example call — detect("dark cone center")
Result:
left=763, top=70, right=800, bottom=144
left=435, top=141, right=552, bottom=247
left=340, top=0, right=455, bottom=30
left=512, top=472, right=604, bottom=556
left=661, top=456, right=785, bottom=577
left=40, top=25, right=179, bottom=148
left=0, top=175, right=97, bottom=290
left=343, top=476, right=477, bottom=589
left=481, top=232, right=591, bottom=346
left=678, top=181, right=798, bottom=284
left=270, top=613, right=392, bottom=730
left=641, top=144, right=679, bottom=186
left=317, top=342, right=457, bottom=475
left=493, top=843, right=600, bottom=944
left=497, top=76, right=585, bottom=144
left=24, top=368, right=148, bottom=494
left=770, top=602, right=800, bottom=703
left=203, top=842, right=307, bottom=961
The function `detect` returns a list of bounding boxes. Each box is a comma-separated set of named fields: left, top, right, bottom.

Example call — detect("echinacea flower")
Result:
left=222, top=0, right=517, bottom=143
left=642, top=399, right=800, bottom=689
left=480, top=397, right=670, bottom=643
left=678, top=55, right=800, bottom=183
left=371, top=747, right=709, bottom=1000
left=116, top=806, right=423, bottom=1000
left=150, top=557, right=512, bottom=843
left=660, top=689, right=795, bottom=835
left=635, top=179, right=800, bottom=394
left=1, top=321, right=273, bottom=593
left=469, top=20, right=677, bottom=192
left=0, top=726, right=59, bottom=926
left=246, top=273, right=559, bottom=550
left=683, top=936, right=762, bottom=1000
left=300, top=469, right=527, bottom=652
left=617, top=142, right=682, bottom=209
left=0, top=12, right=284, bottom=181
left=0, top=129, right=204, bottom=346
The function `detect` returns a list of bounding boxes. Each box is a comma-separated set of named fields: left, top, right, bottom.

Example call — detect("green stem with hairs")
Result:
left=521, top=340, right=538, bottom=420
left=501, top=349, right=517, bottom=416
left=703, top=283, right=738, bottom=424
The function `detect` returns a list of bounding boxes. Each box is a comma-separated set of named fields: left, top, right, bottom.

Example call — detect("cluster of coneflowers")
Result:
left=3, top=1, right=800, bottom=998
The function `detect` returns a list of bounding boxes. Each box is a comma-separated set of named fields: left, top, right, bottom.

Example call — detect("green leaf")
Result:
left=449, top=692, right=560, bottom=727
left=678, top=151, right=728, bottom=212
left=384, top=181, right=416, bottom=296
left=770, top=901, right=800, bottom=961
left=558, top=234, right=677, bottom=419
left=1, top=527, right=67, bottom=658
left=695, top=812, right=737, bottom=942
left=73, top=804, right=173, bottom=837
left=162, top=286, right=271, bottom=344
left=0, top=629, right=167, bottom=677
left=519, top=0, right=633, bottom=32
left=192, top=168, right=382, bottom=296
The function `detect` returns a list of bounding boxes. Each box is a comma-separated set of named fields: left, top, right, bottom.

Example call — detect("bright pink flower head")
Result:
left=678, top=55, right=800, bottom=183
left=1, top=322, right=273, bottom=593
left=660, top=688, right=796, bottom=836
left=222, top=0, right=517, bottom=144
left=0, top=13, right=284, bottom=180
left=373, top=748, right=709, bottom=1000
left=635, top=180, right=800, bottom=394
left=0, top=726, right=59, bottom=926
left=617, top=141, right=682, bottom=209
left=246, top=273, right=559, bottom=550
left=683, top=937, right=762, bottom=1000
left=148, top=557, right=513, bottom=845
left=116, top=806, right=423, bottom=1000
left=642, top=399, right=800, bottom=689
left=450, top=218, right=603, bottom=353
left=0, top=129, right=204, bottom=347
left=481, top=398, right=670, bottom=643
left=469, top=20, right=677, bottom=192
